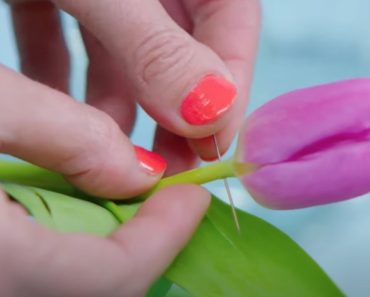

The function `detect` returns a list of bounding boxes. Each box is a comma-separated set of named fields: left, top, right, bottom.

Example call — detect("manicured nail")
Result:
left=193, top=136, right=224, bottom=161
left=180, top=75, right=236, bottom=125
left=201, top=155, right=219, bottom=162
left=134, top=146, right=167, bottom=175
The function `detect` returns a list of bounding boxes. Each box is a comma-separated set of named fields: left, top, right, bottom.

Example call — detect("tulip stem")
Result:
left=0, top=159, right=254, bottom=200
left=138, top=159, right=236, bottom=199
left=0, top=160, right=75, bottom=194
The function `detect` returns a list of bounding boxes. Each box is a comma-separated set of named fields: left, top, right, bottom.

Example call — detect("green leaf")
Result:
left=147, top=277, right=172, bottom=297
left=1, top=183, right=54, bottom=228
left=166, top=285, right=192, bottom=297
left=163, top=197, right=343, bottom=297
left=33, top=187, right=120, bottom=236
left=2, top=183, right=119, bottom=236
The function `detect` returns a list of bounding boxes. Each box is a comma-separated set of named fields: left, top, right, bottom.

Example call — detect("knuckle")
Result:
left=63, top=106, right=122, bottom=178
left=83, top=108, right=123, bottom=167
left=86, top=108, right=120, bottom=147
left=134, top=28, right=195, bottom=86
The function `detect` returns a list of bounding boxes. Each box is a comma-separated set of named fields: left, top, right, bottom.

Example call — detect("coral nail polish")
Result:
left=134, top=146, right=167, bottom=174
left=180, top=75, right=237, bottom=125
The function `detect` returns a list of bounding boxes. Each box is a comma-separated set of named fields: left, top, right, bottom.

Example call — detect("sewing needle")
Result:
left=212, top=134, right=241, bottom=233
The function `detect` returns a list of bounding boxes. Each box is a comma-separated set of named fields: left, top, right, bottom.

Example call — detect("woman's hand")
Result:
left=0, top=65, right=210, bottom=297
left=8, top=0, right=260, bottom=174
left=0, top=2, right=258, bottom=294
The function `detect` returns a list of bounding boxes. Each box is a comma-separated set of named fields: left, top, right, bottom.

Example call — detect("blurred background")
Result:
left=1, top=0, right=370, bottom=296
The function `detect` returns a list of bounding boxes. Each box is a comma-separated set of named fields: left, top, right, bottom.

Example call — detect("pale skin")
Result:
left=0, top=0, right=260, bottom=296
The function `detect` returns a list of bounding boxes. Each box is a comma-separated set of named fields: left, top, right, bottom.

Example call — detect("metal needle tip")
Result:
left=212, top=135, right=241, bottom=233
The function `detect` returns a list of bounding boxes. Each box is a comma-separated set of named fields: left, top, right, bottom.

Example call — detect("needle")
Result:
left=212, top=135, right=241, bottom=233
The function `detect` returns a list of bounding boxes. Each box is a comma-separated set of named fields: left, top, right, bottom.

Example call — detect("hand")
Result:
left=0, top=185, right=210, bottom=297
left=0, top=25, right=210, bottom=296
left=8, top=0, right=260, bottom=174
left=0, top=2, right=255, bottom=294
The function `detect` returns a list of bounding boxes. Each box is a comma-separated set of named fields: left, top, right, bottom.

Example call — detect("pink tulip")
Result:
left=235, top=78, right=370, bottom=209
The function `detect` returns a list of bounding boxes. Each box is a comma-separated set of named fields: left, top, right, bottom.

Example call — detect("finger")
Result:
left=111, top=185, right=211, bottom=292
left=184, top=0, right=261, bottom=159
left=187, top=101, right=247, bottom=161
left=184, top=0, right=260, bottom=81
left=0, top=65, right=167, bottom=198
left=2, top=185, right=210, bottom=297
left=160, top=0, right=192, bottom=32
left=52, top=0, right=238, bottom=139
left=10, top=1, right=70, bottom=92
left=152, top=2, right=198, bottom=170
left=81, top=26, right=136, bottom=135
left=153, top=126, right=200, bottom=176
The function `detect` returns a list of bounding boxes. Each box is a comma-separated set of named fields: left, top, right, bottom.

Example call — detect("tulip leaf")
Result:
left=2, top=183, right=119, bottom=236
left=163, top=197, right=343, bottom=297
left=33, top=187, right=120, bottom=236
left=1, top=183, right=54, bottom=227
left=166, top=285, right=192, bottom=297
left=0, top=181, right=343, bottom=297
left=147, top=277, right=173, bottom=297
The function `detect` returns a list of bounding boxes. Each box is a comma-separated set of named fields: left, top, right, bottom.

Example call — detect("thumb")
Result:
left=52, top=0, right=237, bottom=139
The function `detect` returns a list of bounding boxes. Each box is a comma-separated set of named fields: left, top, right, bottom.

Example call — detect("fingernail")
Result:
left=134, top=146, right=167, bottom=174
left=191, top=136, right=223, bottom=161
left=180, top=75, right=236, bottom=125
left=201, top=155, right=219, bottom=162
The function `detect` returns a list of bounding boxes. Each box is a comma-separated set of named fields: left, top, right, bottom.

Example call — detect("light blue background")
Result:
left=1, top=1, right=370, bottom=296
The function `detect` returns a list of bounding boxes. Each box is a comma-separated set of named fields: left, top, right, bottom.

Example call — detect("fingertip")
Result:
left=170, top=184, right=212, bottom=211
left=170, top=71, right=240, bottom=140
left=186, top=184, right=212, bottom=212
left=134, top=146, right=167, bottom=176
left=180, top=74, right=237, bottom=126
left=65, top=145, right=167, bottom=199
left=141, top=184, right=211, bottom=224
left=187, top=127, right=236, bottom=161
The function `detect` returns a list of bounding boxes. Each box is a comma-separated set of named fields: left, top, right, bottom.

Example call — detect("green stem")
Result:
left=0, top=160, right=75, bottom=194
left=0, top=159, right=256, bottom=223
left=0, top=159, right=255, bottom=200
left=138, top=159, right=235, bottom=199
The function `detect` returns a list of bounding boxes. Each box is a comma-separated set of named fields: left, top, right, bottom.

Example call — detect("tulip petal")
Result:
left=237, top=78, right=370, bottom=208
left=239, top=78, right=370, bottom=164
left=243, top=141, right=370, bottom=209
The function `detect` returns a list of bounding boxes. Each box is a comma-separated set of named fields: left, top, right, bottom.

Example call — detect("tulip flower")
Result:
left=235, top=78, right=370, bottom=209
